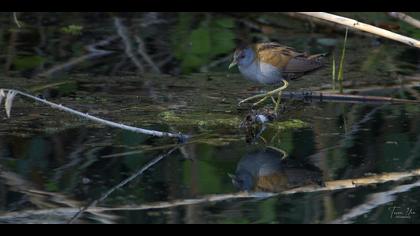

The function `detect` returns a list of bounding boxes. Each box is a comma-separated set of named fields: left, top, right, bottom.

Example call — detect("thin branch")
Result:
left=330, top=180, right=420, bottom=224
left=114, top=17, right=144, bottom=73
left=296, top=12, right=420, bottom=48
left=388, top=12, right=420, bottom=29
left=134, top=35, right=161, bottom=73
left=282, top=168, right=420, bottom=194
left=0, top=89, right=5, bottom=107
left=308, top=79, right=420, bottom=95
left=0, top=163, right=117, bottom=223
left=272, top=91, right=419, bottom=105
left=68, top=146, right=179, bottom=223
left=0, top=89, right=190, bottom=140
left=4, top=167, right=420, bottom=217
left=38, top=36, right=118, bottom=77
left=5, top=90, right=17, bottom=118
left=13, top=12, right=22, bottom=28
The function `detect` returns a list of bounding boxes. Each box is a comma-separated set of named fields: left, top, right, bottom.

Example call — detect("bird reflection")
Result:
left=230, top=147, right=324, bottom=192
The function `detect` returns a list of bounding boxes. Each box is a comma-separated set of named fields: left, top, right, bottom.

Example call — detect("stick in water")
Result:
left=68, top=146, right=179, bottom=223
left=0, top=89, right=190, bottom=140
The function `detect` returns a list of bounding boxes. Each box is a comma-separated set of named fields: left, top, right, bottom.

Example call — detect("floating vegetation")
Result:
left=60, top=24, right=84, bottom=35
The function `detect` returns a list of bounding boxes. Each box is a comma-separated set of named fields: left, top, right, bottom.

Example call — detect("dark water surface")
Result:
left=0, top=12, right=419, bottom=223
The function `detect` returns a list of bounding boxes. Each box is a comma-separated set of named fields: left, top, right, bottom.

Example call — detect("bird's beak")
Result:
left=228, top=60, right=237, bottom=70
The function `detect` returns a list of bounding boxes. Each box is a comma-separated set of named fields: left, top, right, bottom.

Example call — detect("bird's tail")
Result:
left=308, top=52, right=328, bottom=60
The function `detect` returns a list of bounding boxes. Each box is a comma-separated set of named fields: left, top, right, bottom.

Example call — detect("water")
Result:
left=0, top=12, right=420, bottom=224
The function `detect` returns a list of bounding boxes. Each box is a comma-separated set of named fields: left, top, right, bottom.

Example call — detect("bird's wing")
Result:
left=283, top=54, right=325, bottom=73
left=254, top=43, right=304, bottom=69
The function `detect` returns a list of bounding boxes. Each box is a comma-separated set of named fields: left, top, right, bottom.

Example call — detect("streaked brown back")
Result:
left=253, top=42, right=303, bottom=69
left=253, top=42, right=325, bottom=80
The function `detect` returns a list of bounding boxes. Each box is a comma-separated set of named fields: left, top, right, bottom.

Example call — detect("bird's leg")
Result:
left=252, top=95, right=270, bottom=107
left=239, top=79, right=289, bottom=106
left=238, top=92, right=271, bottom=105
left=273, top=79, right=289, bottom=113
left=274, top=90, right=282, bottom=113
left=270, top=96, right=276, bottom=104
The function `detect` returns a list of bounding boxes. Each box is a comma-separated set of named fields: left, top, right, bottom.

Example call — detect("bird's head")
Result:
left=228, top=171, right=254, bottom=191
left=229, top=46, right=255, bottom=69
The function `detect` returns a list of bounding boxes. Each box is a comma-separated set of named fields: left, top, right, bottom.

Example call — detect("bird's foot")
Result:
left=238, top=79, right=289, bottom=108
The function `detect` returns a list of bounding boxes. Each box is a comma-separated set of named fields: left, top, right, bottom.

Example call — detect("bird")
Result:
left=228, top=42, right=326, bottom=110
left=229, top=148, right=325, bottom=192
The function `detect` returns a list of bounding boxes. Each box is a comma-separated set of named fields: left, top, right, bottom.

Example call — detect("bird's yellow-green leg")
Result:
left=238, top=79, right=289, bottom=107
left=252, top=95, right=270, bottom=107
left=267, top=146, right=288, bottom=160
left=274, top=79, right=289, bottom=113
left=274, top=89, right=283, bottom=113
left=271, top=96, right=276, bottom=104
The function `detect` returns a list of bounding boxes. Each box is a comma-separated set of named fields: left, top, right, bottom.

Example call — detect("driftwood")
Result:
left=114, top=17, right=144, bottom=73
left=0, top=89, right=190, bottom=140
left=1, top=167, right=419, bottom=222
left=295, top=12, right=420, bottom=48
left=12, top=12, right=22, bottom=28
left=38, top=36, right=118, bottom=77
left=279, top=91, right=420, bottom=104
left=68, top=147, right=179, bottom=223
left=0, top=164, right=116, bottom=223
left=388, top=12, right=420, bottom=29
left=330, top=180, right=420, bottom=224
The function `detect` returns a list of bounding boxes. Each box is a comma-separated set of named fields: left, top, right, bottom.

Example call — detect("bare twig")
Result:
left=0, top=89, right=5, bottom=107
left=279, top=91, right=419, bottom=104
left=68, top=146, right=179, bottom=223
left=4, top=167, right=420, bottom=217
left=0, top=164, right=117, bottom=223
left=282, top=168, right=420, bottom=194
left=330, top=180, right=420, bottom=224
left=4, top=90, right=17, bottom=118
left=388, top=12, right=420, bottom=29
left=296, top=12, right=420, bottom=48
left=13, top=12, right=22, bottom=28
left=38, top=36, right=118, bottom=77
left=114, top=17, right=144, bottom=73
left=134, top=35, right=161, bottom=73
left=0, top=89, right=190, bottom=140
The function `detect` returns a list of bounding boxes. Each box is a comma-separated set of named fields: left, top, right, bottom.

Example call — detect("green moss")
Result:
left=159, top=111, right=241, bottom=129
left=159, top=111, right=309, bottom=133
left=60, top=24, right=83, bottom=35
left=269, top=119, right=309, bottom=131
left=159, top=111, right=184, bottom=123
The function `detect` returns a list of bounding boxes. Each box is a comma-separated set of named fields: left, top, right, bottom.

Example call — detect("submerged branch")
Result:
left=134, top=35, right=161, bottom=73
left=68, top=147, right=179, bottom=223
left=295, top=12, right=420, bottom=48
left=3, top=167, right=418, bottom=218
left=114, top=17, right=144, bottom=73
left=38, top=36, right=118, bottom=77
left=280, top=91, right=419, bottom=104
left=330, top=180, right=420, bottom=224
left=388, top=12, right=420, bottom=29
left=13, top=12, right=22, bottom=28
left=0, top=89, right=190, bottom=140
left=0, top=164, right=117, bottom=223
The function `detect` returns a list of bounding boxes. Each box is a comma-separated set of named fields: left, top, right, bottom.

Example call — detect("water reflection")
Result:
left=230, top=147, right=324, bottom=192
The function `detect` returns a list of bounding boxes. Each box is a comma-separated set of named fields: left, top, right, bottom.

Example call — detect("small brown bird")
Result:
left=229, top=42, right=326, bottom=107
